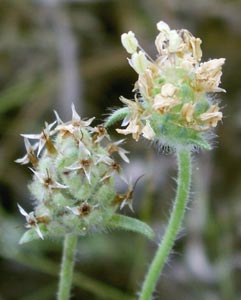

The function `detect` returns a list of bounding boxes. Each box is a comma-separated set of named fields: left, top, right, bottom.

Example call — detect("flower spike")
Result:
left=111, top=20, right=225, bottom=150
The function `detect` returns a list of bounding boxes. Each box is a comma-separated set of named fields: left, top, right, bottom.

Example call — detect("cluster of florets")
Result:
left=16, top=105, right=132, bottom=243
left=116, top=21, right=225, bottom=149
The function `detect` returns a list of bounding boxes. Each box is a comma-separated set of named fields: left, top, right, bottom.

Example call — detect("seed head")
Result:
left=16, top=106, right=132, bottom=242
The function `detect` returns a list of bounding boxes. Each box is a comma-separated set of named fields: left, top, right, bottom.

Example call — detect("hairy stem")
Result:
left=58, top=234, right=77, bottom=300
left=139, top=149, right=191, bottom=300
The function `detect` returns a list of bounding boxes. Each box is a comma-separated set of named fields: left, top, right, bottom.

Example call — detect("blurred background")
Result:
left=0, top=0, right=240, bottom=299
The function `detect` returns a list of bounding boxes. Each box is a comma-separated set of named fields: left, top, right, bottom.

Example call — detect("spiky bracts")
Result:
left=16, top=105, right=154, bottom=243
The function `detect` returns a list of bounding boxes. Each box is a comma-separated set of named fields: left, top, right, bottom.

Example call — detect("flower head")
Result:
left=114, top=21, right=225, bottom=150
left=16, top=106, right=133, bottom=242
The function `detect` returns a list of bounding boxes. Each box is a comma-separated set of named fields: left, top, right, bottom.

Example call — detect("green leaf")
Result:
left=105, top=107, right=129, bottom=127
left=107, top=214, right=154, bottom=240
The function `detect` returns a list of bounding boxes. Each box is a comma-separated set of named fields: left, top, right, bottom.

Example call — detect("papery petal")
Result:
left=35, top=225, right=44, bottom=240
left=51, top=182, right=69, bottom=189
left=95, top=155, right=114, bottom=165
left=17, top=204, right=28, bottom=217
left=66, top=206, right=80, bottom=215
left=54, top=110, right=63, bottom=124
left=15, top=154, right=29, bottom=165
left=21, top=133, right=41, bottom=139
left=118, top=150, right=130, bottom=163
left=156, top=21, right=170, bottom=32
left=71, top=103, right=81, bottom=121
left=79, top=140, right=91, bottom=156
left=83, top=168, right=91, bottom=184
left=142, top=121, right=155, bottom=140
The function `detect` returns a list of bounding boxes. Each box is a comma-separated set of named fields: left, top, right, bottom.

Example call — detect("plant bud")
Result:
left=129, top=51, right=149, bottom=75
left=121, top=31, right=138, bottom=54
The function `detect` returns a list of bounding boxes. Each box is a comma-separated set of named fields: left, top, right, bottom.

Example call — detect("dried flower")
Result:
left=15, top=138, right=38, bottom=167
left=110, top=21, right=225, bottom=150
left=199, top=104, right=223, bottom=128
left=17, top=204, right=47, bottom=240
left=181, top=103, right=195, bottom=123
left=142, top=120, right=155, bottom=140
left=195, top=59, right=226, bottom=92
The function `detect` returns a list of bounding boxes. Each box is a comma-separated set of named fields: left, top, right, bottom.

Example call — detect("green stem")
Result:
left=139, top=149, right=191, bottom=300
left=58, top=234, right=78, bottom=300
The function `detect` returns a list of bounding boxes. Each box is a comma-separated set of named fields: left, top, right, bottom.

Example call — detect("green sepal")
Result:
left=105, top=107, right=129, bottom=127
left=178, top=82, right=194, bottom=102
left=19, top=229, right=39, bottom=244
left=150, top=112, right=211, bottom=150
left=189, top=137, right=211, bottom=150
left=19, top=225, right=46, bottom=244
left=107, top=214, right=154, bottom=240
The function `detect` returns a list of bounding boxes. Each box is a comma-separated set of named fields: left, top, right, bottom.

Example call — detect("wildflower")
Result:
left=113, top=192, right=134, bottom=211
left=199, top=104, right=223, bottom=127
left=195, top=58, right=226, bottom=92
left=30, top=168, right=68, bottom=190
left=116, top=117, right=143, bottom=141
left=107, top=140, right=130, bottom=163
left=16, top=106, right=144, bottom=242
left=66, top=202, right=93, bottom=217
left=21, top=121, right=56, bottom=156
left=55, top=104, right=95, bottom=137
left=138, top=67, right=157, bottom=100
left=91, top=125, right=110, bottom=143
left=112, top=175, right=144, bottom=211
left=111, top=21, right=225, bottom=149
left=152, top=84, right=179, bottom=114
left=15, top=138, right=38, bottom=167
left=17, top=204, right=45, bottom=239
left=65, top=159, right=93, bottom=184
left=101, top=161, right=121, bottom=182
left=180, top=29, right=202, bottom=62
left=153, top=91, right=180, bottom=114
